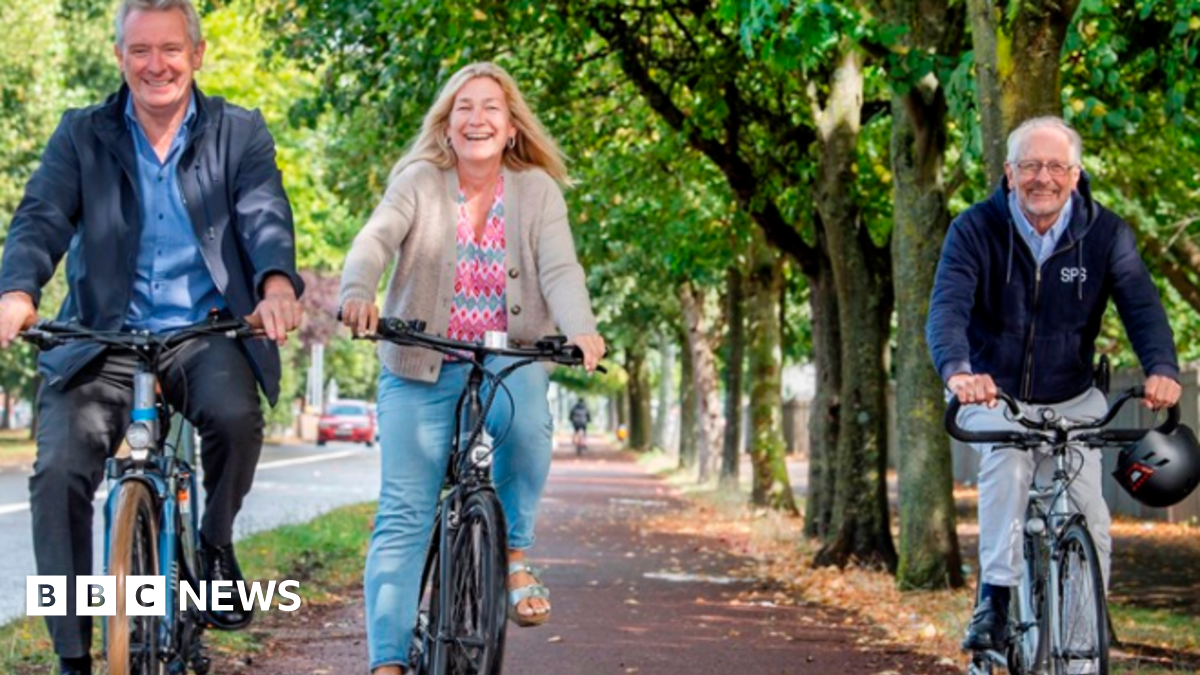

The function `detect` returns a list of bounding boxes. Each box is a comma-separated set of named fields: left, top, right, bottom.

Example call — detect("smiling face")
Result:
left=447, top=77, right=515, bottom=171
left=114, top=8, right=205, bottom=125
left=1004, top=126, right=1080, bottom=233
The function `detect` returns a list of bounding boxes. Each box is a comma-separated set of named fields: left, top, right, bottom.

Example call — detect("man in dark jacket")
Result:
left=0, top=1, right=302, bottom=672
left=927, top=116, right=1180, bottom=654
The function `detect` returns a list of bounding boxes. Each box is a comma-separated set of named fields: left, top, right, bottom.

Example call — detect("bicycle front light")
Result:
left=470, top=441, right=494, bottom=468
left=126, top=422, right=154, bottom=454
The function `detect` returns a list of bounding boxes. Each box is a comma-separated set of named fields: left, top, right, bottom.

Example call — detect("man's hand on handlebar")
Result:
left=947, top=372, right=999, bottom=407
left=252, top=274, right=302, bottom=345
left=1144, top=374, right=1181, bottom=411
left=0, top=292, right=38, bottom=349
left=340, top=298, right=380, bottom=336
left=569, top=333, right=606, bottom=373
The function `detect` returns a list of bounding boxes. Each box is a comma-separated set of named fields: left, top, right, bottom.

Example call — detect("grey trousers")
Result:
left=30, top=335, right=264, bottom=659
left=959, top=387, right=1112, bottom=590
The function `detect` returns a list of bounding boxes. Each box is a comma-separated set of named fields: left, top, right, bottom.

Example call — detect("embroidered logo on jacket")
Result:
left=1061, top=267, right=1088, bottom=283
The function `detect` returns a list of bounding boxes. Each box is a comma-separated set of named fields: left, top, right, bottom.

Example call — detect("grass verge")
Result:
left=0, top=502, right=375, bottom=674
left=0, top=428, right=35, bottom=468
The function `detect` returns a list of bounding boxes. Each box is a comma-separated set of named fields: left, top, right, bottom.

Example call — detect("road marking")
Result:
left=0, top=488, right=107, bottom=517
left=256, top=449, right=362, bottom=471
left=0, top=448, right=359, bottom=516
left=644, top=571, right=742, bottom=584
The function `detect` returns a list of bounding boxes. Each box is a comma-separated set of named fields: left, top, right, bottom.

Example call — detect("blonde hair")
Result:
left=389, top=62, right=569, bottom=184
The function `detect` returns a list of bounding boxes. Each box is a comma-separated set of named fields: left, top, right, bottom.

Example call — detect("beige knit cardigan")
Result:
left=338, top=160, right=598, bottom=382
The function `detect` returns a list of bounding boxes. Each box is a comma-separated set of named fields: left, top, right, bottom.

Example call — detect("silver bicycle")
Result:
left=947, top=386, right=1177, bottom=675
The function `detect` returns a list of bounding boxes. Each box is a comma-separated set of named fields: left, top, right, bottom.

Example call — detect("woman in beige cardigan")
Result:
left=339, top=62, right=605, bottom=675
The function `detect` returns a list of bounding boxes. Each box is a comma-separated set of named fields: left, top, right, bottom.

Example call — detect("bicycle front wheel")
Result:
left=1009, top=518, right=1049, bottom=674
left=445, top=490, right=508, bottom=675
left=107, top=480, right=165, bottom=675
left=1054, top=522, right=1109, bottom=675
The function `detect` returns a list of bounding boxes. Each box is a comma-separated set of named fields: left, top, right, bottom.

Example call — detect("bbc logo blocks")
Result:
left=26, top=576, right=301, bottom=616
left=27, top=575, right=164, bottom=616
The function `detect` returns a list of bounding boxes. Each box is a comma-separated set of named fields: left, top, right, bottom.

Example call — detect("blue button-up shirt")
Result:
left=1009, top=190, right=1073, bottom=267
left=124, top=94, right=225, bottom=332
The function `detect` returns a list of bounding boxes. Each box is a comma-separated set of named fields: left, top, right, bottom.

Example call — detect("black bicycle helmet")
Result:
left=1113, top=424, right=1200, bottom=508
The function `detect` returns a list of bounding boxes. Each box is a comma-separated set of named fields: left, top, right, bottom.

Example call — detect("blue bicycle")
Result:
left=23, top=316, right=260, bottom=675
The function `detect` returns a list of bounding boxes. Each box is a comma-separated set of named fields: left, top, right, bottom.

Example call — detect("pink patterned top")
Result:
left=446, top=176, right=508, bottom=345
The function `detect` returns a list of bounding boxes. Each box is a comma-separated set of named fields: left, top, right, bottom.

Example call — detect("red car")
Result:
left=317, top=399, right=376, bottom=446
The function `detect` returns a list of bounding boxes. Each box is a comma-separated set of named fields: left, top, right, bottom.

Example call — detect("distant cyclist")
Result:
left=338, top=62, right=604, bottom=675
left=0, top=1, right=302, bottom=673
left=570, top=399, right=591, bottom=453
left=926, top=116, right=1180, bottom=653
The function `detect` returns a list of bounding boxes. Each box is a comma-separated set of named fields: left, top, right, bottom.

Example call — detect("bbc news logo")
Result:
left=26, top=576, right=302, bottom=616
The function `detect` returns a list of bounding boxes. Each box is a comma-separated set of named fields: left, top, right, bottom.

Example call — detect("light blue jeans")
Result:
left=365, top=357, right=553, bottom=671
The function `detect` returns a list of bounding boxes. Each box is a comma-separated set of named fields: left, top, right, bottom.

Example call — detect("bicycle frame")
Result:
left=360, top=318, right=598, bottom=675
left=24, top=317, right=258, bottom=674
left=100, top=361, right=204, bottom=655
left=948, top=387, right=1178, bottom=675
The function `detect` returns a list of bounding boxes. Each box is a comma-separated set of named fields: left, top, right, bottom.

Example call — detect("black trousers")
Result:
left=30, top=336, right=264, bottom=659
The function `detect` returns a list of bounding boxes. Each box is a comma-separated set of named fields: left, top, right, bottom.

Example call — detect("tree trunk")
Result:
left=745, top=242, right=797, bottom=513
left=805, top=243, right=841, bottom=539
left=626, top=344, right=652, bottom=451
left=968, top=0, right=1006, bottom=186
left=679, top=331, right=697, bottom=469
left=811, top=48, right=897, bottom=571
left=970, top=0, right=1081, bottom=181
left=889, top=3, right=966, bottom=588
left=720, top=265, right=746, bottom=488
left=678, top=281, right=724, bottom=481
left=1005, top=1, right=1080, bottom=126
left=653, top=336, right=674, bottom=451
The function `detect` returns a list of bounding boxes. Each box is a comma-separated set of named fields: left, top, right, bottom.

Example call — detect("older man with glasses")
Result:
left=925, top=116, right=1181, bottom=656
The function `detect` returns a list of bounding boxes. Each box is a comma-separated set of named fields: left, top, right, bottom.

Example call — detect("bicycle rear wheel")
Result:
left=1054, top=522, right=1108, bottom=675
left=445, top=490, right=508, bottom=675
left=107, top=480, right=165, bottom=675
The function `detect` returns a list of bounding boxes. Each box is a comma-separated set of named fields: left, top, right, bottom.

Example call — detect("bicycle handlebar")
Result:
left=944, top=386, right=1179, bottom=446
left=20, top=315, right=262, bottom=352
left=357, top=316, right=605, bottom=372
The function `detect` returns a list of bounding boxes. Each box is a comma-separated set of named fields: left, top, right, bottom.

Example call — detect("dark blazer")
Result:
left=926, top=172, right=1178, bottom=404
left=0, top=85, right=303, bottom=404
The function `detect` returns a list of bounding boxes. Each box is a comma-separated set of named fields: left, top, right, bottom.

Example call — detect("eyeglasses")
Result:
left=1013, top=160, right=1076, bottom=178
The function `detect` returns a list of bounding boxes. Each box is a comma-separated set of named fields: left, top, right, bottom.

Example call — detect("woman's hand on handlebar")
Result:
left=947, top=372, right=999, bottom=407
left=340, top=298, right=380, bottom=336
left=1144, top=374, right=1181, bottom=410
left=569, top=333, right=606, bottom=373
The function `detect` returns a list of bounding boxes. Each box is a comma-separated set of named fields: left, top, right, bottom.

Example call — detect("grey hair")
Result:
left=1006, top=116, right=1083, bottom=165
left=114, top=0, right=203, bottom=49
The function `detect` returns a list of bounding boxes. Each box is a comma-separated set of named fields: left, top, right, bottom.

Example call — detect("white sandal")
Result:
left=507, top=561, right=551, bottom=627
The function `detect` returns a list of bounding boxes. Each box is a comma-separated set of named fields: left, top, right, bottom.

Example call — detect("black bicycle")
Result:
left=947, top=386, right=1177, bottom=675
left=22, top=315, right=261, bottom=675
left=359, top=318, right=596, bottom=675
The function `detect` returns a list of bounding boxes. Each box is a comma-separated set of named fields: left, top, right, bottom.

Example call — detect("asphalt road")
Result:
left=0, top=440, right=381, bottom=625
left=213, top=444, right=960, bottom=675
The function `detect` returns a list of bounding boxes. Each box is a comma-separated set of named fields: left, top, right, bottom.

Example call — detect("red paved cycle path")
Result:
left=218, top=445, right=959, bottom=675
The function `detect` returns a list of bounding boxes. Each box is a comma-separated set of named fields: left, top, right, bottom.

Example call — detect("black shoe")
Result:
left=962, top=596, right=1008, bottom=652
left=200, top=538, right=254, bottom=630
left=58, top=655, right=91, bottom=675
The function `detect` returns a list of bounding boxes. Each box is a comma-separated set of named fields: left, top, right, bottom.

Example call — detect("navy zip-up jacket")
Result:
left=0, top=85, right=304, bottom=404
left=926, top=173, right=1179, bottom=404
